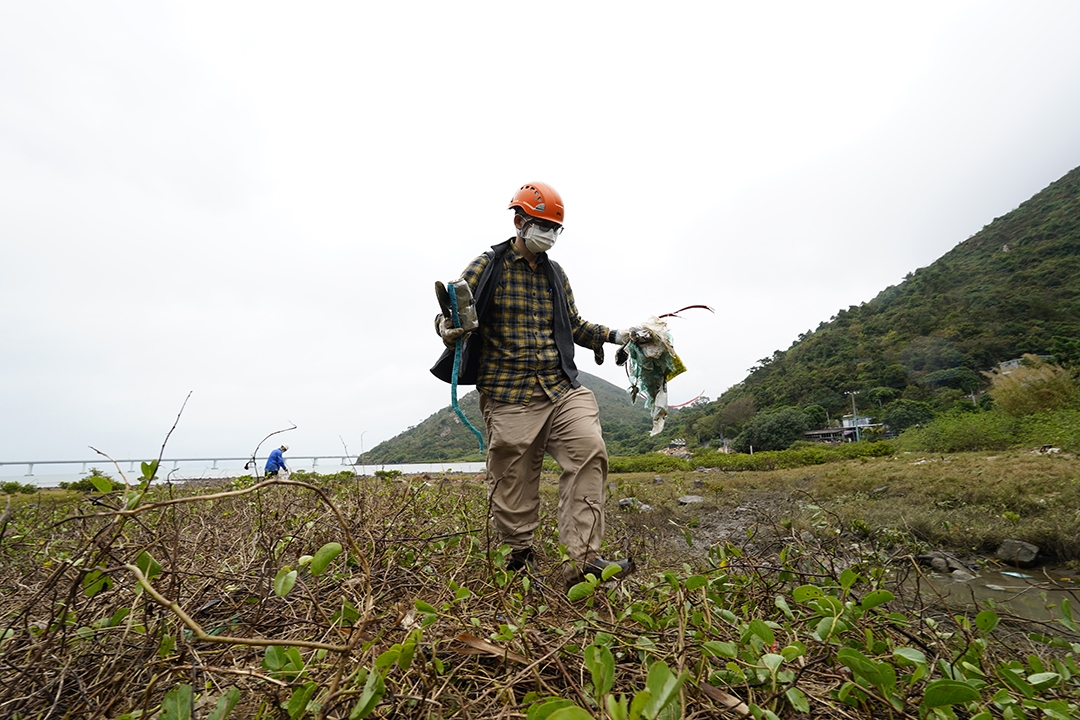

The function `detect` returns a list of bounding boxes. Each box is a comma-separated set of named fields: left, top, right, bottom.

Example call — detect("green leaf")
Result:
left=160, top=684, right=193, bottom=720
left=605, top=694, right=629, bottom=720
left=761, top=653, right=784, bottom=673
left=814, top=616, right=841, bottom=640
left=527, top=698, right=575, bottom=720
left=141, top=459, right=159, bottom=481
left=136, top=551, right=162, bottom=581
left=1026, top=671, right=1060, bottom=690
left=999, top=667, right=1035, bottom=699
left=82, top=569, right=113, bottom=598
left=748, top=619, right=775, bottom=646
left=567, top=581, right=595, bottom=602
left=975, top=609, right=1000, bottom=634
left=331, top=598, right=361, bottom=626
left=812, top=595, right=844, bottom=617
left=774, top=595, right=794, bottom=620
left=310, top=542, right=344, bottom=576
left=375, top=648, right=400, bottom=672
left=349, top=669, right=385, bottom=719
left=629, top=689, right=651, bottom=720
left=859, top=589, right=895, bottom=610
left=263, top=645, right=287, bottom=672
left=792, top=585, right=825, bottom=602
left=399, top=629, right=420, bottom=671
left=107, top=607, right=130, bottom=627
left=286, top=681, right=318, bottom=720
left=839, top=568, right=859, bottom=594
left=642, top=661, right=686, bottom=719
left=274, top=568, right=298, bottom=597
left=158, top=633, right=175, bottom=658
left=285, top=647, right=304, bottom=672
left=1039, top=700, right=1077, bottom=720
left=415, top=599, right=437, bottom=614
left=702, top=640, right=738, bottom=659
left=547, top=707, right=594, bottom=720
left=781, top=643, right=806, bottom=661
left=207, top=687, right=241, bottom=720
left=877, top=660, right=897, bottom=697
left=601, top=563, right=623, bottom=581
left=584, top=644, right=615, bottom=697
left=785, top=687, right=810, bottom=713
left=90, top=474, right=113, bottom=493
left=1058, top=597, right=1078, bottom=632
left=921, top=679, right=981, bottom=708
left=893, top=647, right=927, bottom=666
left=838, top=648, right=882, bottom=687
left=685, top=575, right=707, bottom=591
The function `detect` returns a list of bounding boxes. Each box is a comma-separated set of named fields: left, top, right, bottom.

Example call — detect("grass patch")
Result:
left=1, top=456, right=1079, bottom=718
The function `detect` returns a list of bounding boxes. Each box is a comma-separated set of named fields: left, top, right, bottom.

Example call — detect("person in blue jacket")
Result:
left=265, top=444, right=289, bottom=476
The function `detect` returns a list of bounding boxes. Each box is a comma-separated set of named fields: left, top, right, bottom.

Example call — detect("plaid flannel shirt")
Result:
left=459, top=241, right=610, bottom=405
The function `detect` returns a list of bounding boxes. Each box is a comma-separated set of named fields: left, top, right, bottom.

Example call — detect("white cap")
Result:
left=280, top=444, right=289, bottom=452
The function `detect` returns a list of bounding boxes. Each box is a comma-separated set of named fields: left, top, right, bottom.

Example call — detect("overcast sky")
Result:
left=4, top=1, right=1080, bottom=465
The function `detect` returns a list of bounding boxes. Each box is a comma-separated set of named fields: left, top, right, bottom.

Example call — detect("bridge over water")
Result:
left=0, top=457, right=486, bottom=486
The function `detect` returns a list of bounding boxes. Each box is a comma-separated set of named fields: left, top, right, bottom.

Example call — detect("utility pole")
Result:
left=359, top=431, right=367, bottom=476
left=846, top=391, right=861, bottom=442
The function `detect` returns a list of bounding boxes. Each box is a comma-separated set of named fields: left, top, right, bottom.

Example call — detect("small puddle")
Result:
left=910, top=566, right=1080, bottom=621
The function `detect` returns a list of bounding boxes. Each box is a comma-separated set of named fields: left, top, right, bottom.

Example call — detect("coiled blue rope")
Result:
left=449, top=284, right=485, bottom=452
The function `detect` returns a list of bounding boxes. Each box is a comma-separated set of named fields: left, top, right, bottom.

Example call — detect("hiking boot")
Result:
left=506, top=548, right=535, bottom=573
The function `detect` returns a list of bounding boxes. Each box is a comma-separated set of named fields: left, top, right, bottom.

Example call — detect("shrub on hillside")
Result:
left=882, top=398, right=936, bottom=432
left=832, top=441, right=896, bottom=459
left=803, top=404, right=828, bottom=428
left=897, top=410, right=1018, bottom=453
left=731, top=407, right=810, bottom=453
left=1016, top=408, right=1080, bottom=452
left=986, top=354, right=1079, bottom=417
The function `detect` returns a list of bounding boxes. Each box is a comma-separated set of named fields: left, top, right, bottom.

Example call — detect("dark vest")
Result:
left=430, top=239, right=581, bottom=391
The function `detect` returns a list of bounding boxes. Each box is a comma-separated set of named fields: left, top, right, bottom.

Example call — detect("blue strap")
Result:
left=449, top=284, right=485, bottom=452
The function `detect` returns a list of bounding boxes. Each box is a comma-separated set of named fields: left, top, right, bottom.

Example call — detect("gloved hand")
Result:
left=612, top=327, right=649, bottom=345
left=614, top=326, right=651, bottom=366
left=435, top=314, right=469, bottom=348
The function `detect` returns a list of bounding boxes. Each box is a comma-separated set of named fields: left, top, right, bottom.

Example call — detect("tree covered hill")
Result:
left=364, top=371, right=652, bottom=464
left=664, top=164, right=1080, bottom=444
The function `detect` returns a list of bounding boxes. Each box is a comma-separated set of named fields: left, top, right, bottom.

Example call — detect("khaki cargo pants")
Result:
left=479, top=384, right=608, bottom=572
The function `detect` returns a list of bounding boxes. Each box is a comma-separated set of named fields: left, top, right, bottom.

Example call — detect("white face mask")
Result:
left=521, top=223, right=558, bottom=255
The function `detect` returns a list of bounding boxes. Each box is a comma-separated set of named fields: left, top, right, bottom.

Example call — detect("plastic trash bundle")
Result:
left=619, top=316, right=686, bottom=436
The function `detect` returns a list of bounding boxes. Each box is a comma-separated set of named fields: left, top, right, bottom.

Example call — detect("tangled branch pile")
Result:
left=2, top=468, right=1079, bottom=719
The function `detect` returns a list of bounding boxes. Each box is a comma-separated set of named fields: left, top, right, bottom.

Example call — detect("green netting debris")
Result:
left=620, top=316, right=687, bottom=436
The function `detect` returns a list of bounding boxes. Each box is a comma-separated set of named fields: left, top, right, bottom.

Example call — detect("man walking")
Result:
left=265, top=444, right=289, bottom=477
left=432, top=182, right=633, bottom=585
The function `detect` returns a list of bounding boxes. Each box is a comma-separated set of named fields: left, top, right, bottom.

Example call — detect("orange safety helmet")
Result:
left=508, top=182, right=564, bottom=225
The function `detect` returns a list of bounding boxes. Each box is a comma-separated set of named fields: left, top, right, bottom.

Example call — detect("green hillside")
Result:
left=365, top=371, right=651, bottom=463
left=663, top=164, right=1080, bottom=445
